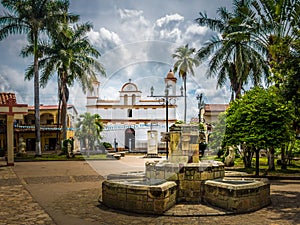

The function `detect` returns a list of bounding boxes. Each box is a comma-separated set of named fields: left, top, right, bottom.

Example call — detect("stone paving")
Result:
left=0, top=159, right=300, bottom=225
left=0, top=166, right=54, bottom=225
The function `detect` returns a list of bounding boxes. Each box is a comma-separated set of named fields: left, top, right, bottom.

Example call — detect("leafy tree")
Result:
left=0, top=0, right=78, bottom=156
left=268, top=30, right=300, bottom=168
left=75, top=112, right=104, bottom=153
left=172, top=44, right=200, bottom=123
left=22, top=22, right=105, bottom=140
left=224, top=86, right=294, bottom=175
left=196, top=0, right=269, bottom=100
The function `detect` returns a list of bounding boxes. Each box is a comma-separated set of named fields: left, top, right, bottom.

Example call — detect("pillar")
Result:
left=6, top=115, right=14, bottom=166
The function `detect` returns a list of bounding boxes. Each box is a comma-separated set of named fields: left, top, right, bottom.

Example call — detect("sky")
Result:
left=0, top=0, right=232, bottom=121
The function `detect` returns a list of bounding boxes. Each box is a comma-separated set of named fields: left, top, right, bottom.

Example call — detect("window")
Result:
left=132, top=94, right=136, bottom=105
left=47, top=119, right=54, bottom=125
left=124, top=95, right=128, bottom=105
left=128, top=109, right=132, bottom=117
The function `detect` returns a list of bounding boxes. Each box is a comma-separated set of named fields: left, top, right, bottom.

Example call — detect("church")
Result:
left=86, top=70, right=180, bottom=151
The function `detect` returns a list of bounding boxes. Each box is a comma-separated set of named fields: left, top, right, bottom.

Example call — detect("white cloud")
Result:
left=186, top=23, right=209, bottom=37
left=118, top=8, right=149, bottom=27
left=0, top=66, right=33, bottom=103
left=0, top=1, right=233, bottom=121
left=158, top=28, right=182, bottom=41
left=88, top=27, right=122, bottom=50
left=155, top=13, right=184, bottom=28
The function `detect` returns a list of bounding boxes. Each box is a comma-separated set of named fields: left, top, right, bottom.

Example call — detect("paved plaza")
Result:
left=0, top=156, right=300, bottom=225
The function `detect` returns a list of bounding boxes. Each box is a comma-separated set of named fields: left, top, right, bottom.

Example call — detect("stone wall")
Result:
left=145, top=161, right=225, bottom=202
left=102, top=180, right=177, bottom=214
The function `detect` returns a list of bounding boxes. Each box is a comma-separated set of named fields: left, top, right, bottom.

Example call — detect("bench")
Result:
left=106, top=153, right=121, bottom=160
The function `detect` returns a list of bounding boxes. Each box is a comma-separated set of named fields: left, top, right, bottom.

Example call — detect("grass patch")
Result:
left=15, top=153, right=108, bottom=161
left=204, top=155, right=300, bottom=175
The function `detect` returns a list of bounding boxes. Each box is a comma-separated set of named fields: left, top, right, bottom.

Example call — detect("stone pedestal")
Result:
left=168, top=124, right=200, bottom=163
left=145, top=130, right=160, bottom=158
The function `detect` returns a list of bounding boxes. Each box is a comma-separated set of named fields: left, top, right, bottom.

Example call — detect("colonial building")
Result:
left=1, top=102, right=78, bottom=158
left=0, top=92, right=28, bottom=165
left=203, top=104, right=229, bottom=123
left=14, top=105, right=78, bottom=152
left=86, top=70, right=180, bottom=151
left=190, top=103, right=229, bottom=143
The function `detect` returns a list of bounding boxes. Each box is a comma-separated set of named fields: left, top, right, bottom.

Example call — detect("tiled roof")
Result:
left=28, top=104, right=75, bottom=110
left=204, top=104, right=229, bottom=112
left=0, top=92, right=16, bottom=105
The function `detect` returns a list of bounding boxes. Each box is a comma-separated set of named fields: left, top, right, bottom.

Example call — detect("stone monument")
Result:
left=144, top=130, right=160, bottom=158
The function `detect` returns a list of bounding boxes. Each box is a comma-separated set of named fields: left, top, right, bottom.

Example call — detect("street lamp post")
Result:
left=149, top=85, right=183, bottom=159
left=196, top=93, right=206, bottom=157
left=196, top=93, right=204, bottom=124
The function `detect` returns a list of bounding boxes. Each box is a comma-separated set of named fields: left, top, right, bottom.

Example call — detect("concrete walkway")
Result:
left=0, top=156, right=300, bottom=225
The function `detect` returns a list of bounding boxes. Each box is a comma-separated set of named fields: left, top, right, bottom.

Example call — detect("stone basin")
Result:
left=101, top=178, right=177, bottom=214
left=203, top=177, right=271, bottom=213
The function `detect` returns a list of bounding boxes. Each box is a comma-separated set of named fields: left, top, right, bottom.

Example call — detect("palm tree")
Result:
left=76, top=112, right=104, bottom=154
left=23, top=22, right=105, bottom=141
left=239, top=0, right=299, bottom=170
left=196, top=0, right=269, bottom=100
left=0, top=0, right=78, bottom=156
left=172, top=44, right=200, bottom=123
left=247, top=0, right=300, bottom=80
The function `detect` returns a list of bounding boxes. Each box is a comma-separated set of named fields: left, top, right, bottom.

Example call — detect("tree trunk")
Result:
left=281, top=145, right=287, bottom=169
left=183, top=74, right=187, bottom=123
left=61, top=75, right=68, bottom=140
left=56, top=77, right=62, bottom=151
left=242, top=145, right=253, bottom=168
left=268, top=147, right=275, bottom=171
left=255, top=148, right=260, bottom=176
left=33, top=32, right=41, bottom=156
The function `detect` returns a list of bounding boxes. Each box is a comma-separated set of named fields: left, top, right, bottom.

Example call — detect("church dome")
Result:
left=167, top=69, right=175, bottom=78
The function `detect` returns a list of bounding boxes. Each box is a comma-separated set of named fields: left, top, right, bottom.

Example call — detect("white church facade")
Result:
left=86, top=70, right=180, bottom=151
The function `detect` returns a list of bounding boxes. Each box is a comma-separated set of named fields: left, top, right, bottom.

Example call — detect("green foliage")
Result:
left=225, top=86, right=295, bottom=149
left=76, top=113, right=104, bottom=151
left=175, top=120, right=184, bottom=124
left=60, top=138, right=74, bottom=157
left=208, top=112, right=226, bottom=152
left=101, top=142, right=112, bottom=149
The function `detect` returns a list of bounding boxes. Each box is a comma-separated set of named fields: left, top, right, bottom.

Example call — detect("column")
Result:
left=6, top=115, right=14, bottom=166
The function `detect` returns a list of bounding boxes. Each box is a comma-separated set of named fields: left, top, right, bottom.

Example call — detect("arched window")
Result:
left=132, top=94, right=136, bottom=105
left=124, top=94, right=128, bottom=105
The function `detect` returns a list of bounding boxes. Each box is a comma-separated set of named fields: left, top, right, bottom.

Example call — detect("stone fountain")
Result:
left=101, top=124, right=271, bottom=215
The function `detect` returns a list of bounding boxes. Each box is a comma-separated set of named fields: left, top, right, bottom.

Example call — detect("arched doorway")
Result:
left=125, top=128, right=135, bottom=151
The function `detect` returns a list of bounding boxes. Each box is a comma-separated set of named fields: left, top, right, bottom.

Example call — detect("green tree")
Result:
left=0, top=0, right=78, bottom=156
left=22, top=22, right=105, bottom=140
left=269, top=31, right=300, bottom=168
left=196, top=0, right=269, bottom=100
left=172, top=44, right=200, bottom=123
left=224, top=86, right=294, bottom=175
left=75, top=112, right=104, bottom=154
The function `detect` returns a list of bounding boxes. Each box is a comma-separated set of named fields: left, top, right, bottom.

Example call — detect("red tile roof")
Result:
left=0, top=92, right=16, bottom=105
left=27, top=104, right=75, bottom=110
left=204, top=104, right=229, bottom=112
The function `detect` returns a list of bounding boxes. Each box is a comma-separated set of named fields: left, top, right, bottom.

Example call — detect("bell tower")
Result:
left=87, top=80, right=100, bottom=105
left=164, top=69, right=177, bottom=95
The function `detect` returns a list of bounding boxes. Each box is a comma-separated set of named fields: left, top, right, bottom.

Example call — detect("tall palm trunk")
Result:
left=61, top=77, right=68, bottom=140
left=56, top=76, right=61, bottom=149
left=33, top=31, right=41, bottom=156
left=183, top=74, right=187, bottom=123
